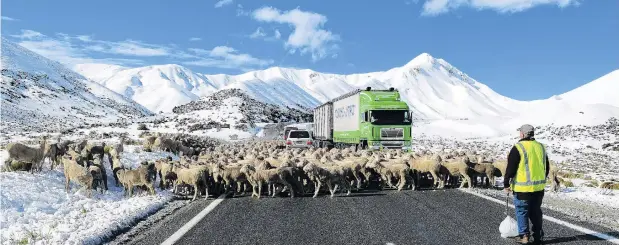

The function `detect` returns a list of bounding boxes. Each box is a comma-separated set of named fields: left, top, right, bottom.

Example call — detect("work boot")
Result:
left=515, top=234, right=530, bottom=244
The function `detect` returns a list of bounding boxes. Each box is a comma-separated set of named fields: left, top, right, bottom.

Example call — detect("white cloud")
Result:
left=249, top=27, right=282, bottom=41
left=274, top=29, right=282, bottom=39
left=10, top=30, right=44, bottom=39
left=214, top=0, right=233, bottom=8
left=189, top=37, right=202, bottom=41
left=9, top=29, right=271, bottom=72
left=16, top=37, right=143, bottom=67
left=252, top=6, right=340, bottom=62
left=421, top=0, right=580, bottom=15
left=236, top=4, right=250, bottom=16
left=184, top=46, right=274, bottom=70
left=9, top=30, right=173, bottom=66
left=106, top=40, right=169, bottom=56
left=249, top=27, right=267, bottom=39
left=2, top=16, right=19, bottom=21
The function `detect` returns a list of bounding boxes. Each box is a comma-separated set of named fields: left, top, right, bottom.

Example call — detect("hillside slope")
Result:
left=0, top=38, right=153, bottom=133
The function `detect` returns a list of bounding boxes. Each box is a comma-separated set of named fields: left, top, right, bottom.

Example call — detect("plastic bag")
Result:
left=499, top=215, right=519, bottom=238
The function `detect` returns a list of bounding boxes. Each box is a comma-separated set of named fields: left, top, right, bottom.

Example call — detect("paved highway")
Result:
left=116, top=189, right=617, bottom=245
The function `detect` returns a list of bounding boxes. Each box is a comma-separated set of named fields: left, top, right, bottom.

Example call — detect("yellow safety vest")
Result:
left=510, top=140, right=547, bottom=192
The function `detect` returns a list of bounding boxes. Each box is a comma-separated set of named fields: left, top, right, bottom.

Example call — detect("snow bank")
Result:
left=0, top=150, right=176, bottom=244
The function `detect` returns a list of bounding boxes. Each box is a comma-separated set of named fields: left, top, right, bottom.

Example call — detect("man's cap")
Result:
left=517, top=124, right=535, bottom=135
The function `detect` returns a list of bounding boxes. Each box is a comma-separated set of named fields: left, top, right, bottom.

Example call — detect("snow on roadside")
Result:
left=0, top=150, right=176, bottom=245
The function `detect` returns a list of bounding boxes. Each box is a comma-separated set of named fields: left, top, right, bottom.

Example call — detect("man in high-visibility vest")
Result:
left=504, top=124, right=550, bottom=245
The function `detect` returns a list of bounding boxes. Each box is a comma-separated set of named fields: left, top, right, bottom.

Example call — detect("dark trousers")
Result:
left=513, top=192, right=544, bottom=239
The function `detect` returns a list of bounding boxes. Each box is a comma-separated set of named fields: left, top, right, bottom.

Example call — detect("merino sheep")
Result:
left=117, top=162, right=157, bottom=197
left=366, top=156, right=413, bottom=191
left=170, top=165, right=209, bottom=201
left=62, top=156, right=95, bottom=197
left=6, top=136, right=50, bottom=173
left=441, top=156, right=473, bottom=188
left=155, top=158, right=175, bottom=189
left=212, top=163, right=249, bottom=197
left=240, top=164, right=295, bottom=198
left=466, top=156, right=496, bottom=188
left=90, top=154, right=108, bottom=190
left=406, top=153, right=444, bottom=189
left=302, top=162, right=351, bottom=198
left=547, top=161, right=560, bottom=192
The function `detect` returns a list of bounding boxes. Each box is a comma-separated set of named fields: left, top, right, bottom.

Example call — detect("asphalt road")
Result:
left=121, top=189, right=617, bottom=245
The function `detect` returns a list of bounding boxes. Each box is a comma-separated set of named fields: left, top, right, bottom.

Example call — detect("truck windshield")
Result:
left=370, top=110, right=411, bottom=125
left=289, top=131, right=310, bottom=138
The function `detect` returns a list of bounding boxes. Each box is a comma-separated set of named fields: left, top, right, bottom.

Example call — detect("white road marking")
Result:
left=161, top=194, right=227, bottom=245
left=460, top=189, right=619, bottom=244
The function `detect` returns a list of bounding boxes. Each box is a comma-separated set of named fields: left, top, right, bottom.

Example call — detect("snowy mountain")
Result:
left=0, top=38, right=153, bottom=133
left=74, top=51, right=619, bottom=133
left=553, top=70, right=619, bottom=108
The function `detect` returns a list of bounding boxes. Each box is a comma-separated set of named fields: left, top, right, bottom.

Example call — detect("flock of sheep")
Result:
left=0, top=133, right=593, bottom=200
left=135, top=137, right=566, bottom=200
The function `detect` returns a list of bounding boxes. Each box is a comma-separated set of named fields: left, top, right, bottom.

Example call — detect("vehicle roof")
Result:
left=288, top=129, right=310, bottom=133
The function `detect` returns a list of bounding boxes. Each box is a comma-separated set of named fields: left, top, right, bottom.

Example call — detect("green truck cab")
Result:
left=313, top=87, right=412, bottom=151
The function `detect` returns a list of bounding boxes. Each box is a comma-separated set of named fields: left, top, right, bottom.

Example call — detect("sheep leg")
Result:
left=50, top=156, right=56, bottom=170
left=242, top=182, right=248, bottom=196
left=430, top=171, right=442, bottom=189
left=398, top=174, right=406, bottom=191
left=410, top=175, right=416, bottom=191
left=313, top=181, right=321, bottom=198
left=463, top=174, right=472, bottom=189
left=352, top=170, right=362, bottom=190
left=342, top=179, right=351, bottom=196
left=327, top=181, right=335, bottom=198
left=284, top=181, right=295, bottom=198
left=203, top=178, right=209, bottom=199
left=257, top=183, right=262, bottom=199
left=191, top=183, right=198, bottom=201
left=252, top=184, right=258, bottom=198
left=386, top=175, right=396, bottom=189
left=148, top=183, right=155, bottom=195
left=236, top=181, right=243, bottom=195
left=65, top=177, right=71, bottom=193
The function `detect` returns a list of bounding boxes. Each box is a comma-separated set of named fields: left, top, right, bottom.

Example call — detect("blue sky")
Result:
left=2, top=0, right=618, bottom=100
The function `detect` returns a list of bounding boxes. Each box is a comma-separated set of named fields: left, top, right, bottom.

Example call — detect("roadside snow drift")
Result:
left=0, top=150, right=175, bottom=245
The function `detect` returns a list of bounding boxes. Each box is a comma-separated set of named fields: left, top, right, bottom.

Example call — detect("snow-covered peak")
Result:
left=403, top=52, right=436, bottom=68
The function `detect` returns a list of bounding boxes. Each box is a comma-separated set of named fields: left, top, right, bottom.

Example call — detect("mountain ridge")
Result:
left=75, top=52, right=522, bottom=119
left=1, top=37, right=153, bottom=133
